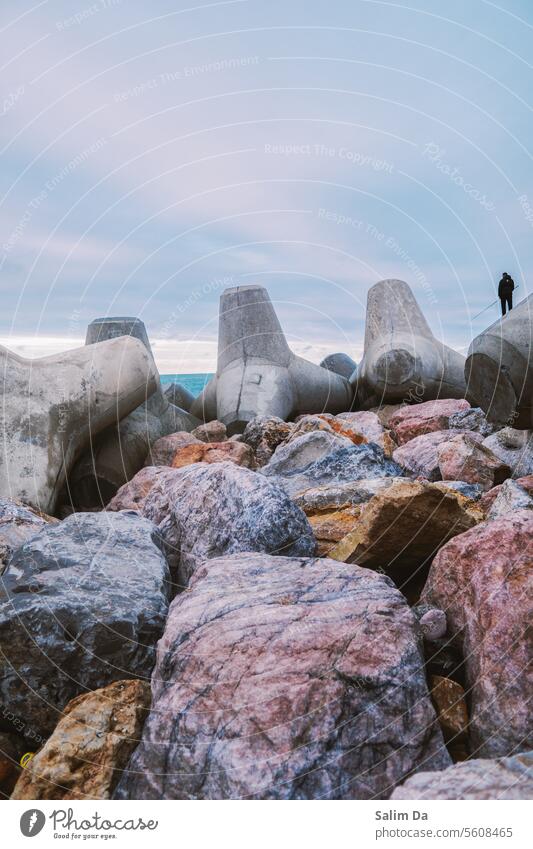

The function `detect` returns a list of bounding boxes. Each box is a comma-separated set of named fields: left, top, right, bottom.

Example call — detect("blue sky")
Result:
left=1, top=0, right=532, bottom=372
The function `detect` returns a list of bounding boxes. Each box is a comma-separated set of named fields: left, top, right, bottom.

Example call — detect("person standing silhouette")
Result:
left=498, top=272, right=515, bottom=316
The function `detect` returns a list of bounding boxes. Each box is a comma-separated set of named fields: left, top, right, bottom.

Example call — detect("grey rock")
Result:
left=191, top=286, right=352, bottom=434
left=391, top=751, right=533, bottom=800
left=482, top=428, right=533, bottom=478
left=263, top=432, right=405, bottom=498
left=114, top=552, right=450, bottom=800
left=241, top=417, right=294, bottom=467
left=393, top=429, right=482, bottom=481
left=293, top=477, right=405, bottom=511
left=0, top=512, right=170, bottom=739
left=487, top=478, right=533, bottom=520
left=140, top=462, right=316, bottom=589
left=449, top=406, right=494, bottom=437
left=191, top=420, right=227, bottom=443
left=0, top=499, right=57, bottom=575
left=413, top=605, right=447, bottom=641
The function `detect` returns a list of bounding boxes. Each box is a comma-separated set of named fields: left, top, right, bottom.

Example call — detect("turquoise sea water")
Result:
left=160, top=373, right=213, bottom=397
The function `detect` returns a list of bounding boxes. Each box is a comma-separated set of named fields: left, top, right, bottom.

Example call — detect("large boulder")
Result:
left=139, top=462, right=315, bottom=588
left=263, top=432, right=404, bottom=499
left=241, top=416, right=294, bottom=466
left=0, top=512, right=170, bottom=739
left=389, top=399, right=471, bottom=445
left=0, top=335, right=157, bottom=515
left=482, top=428, right=533, bottom=478
left=393, top=430, right=482, bottom=480
left=328, top=480, right=482, bottom=574
left=0, top=499, right=58, bottom=575
left=114, top=552, right=450, bottom=800
left=391, top=751, right=533, bottom=800
left=337, top=411, right=396, bottom=456
left=11, top=680, right=151, bottom=800
left=436, top=433, right=511, bottom=491
left=421, top=511, right=533, bottom=757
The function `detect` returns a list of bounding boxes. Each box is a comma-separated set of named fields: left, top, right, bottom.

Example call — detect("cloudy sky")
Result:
left=1, top=0, right=532, bottom=373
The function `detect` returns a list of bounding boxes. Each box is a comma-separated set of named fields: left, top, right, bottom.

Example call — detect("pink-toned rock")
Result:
left=106, top=466, right=175, bottom=512
left=393, top=430, right=482, bottom=481
left=389, top=399, right=470, bottom=445
left=437, top=433, right=511, bottom=492
left=421, top=511, right=533, bottom=757
left=145, top=432, right=201, bottom=467
left=480, top=474, right=533, bottom=514
left=171, top=441, right=254, bottom=470
left=114, top=552, right=450, bottom=800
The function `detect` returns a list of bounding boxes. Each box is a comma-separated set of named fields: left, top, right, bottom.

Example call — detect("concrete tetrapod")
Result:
left=191, top=286, right=353, bottom=434
left=357, top=279, right=467, bottom=405
left=0, top=336, right=157, bottom=515
left=68, top=317, right=199, bottom=509
left=465, top=294, right=533, bottom=427
left=319, top=352, right=357, bottom=381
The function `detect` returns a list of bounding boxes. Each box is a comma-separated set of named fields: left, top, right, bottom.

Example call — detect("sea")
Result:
left=160, top=373, right=213, bottom=397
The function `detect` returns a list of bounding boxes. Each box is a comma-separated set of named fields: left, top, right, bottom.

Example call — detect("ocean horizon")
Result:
left=160, top=373, right=214, bottom=397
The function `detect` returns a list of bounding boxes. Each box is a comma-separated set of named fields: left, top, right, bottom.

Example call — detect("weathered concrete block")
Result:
left=358, top=279, right=467, bottom=404
left=465, top=293, right=533, bottom=427
left=0, top=336, right=157, bottom=514
left=68, top=317, right=199, bottom=508
left=319, top=352, right=357, bottom=380
left=191, top=286, right=353, bottom=433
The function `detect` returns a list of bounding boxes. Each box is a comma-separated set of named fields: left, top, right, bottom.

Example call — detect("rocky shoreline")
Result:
left=1, top=396, right=532, bottom=800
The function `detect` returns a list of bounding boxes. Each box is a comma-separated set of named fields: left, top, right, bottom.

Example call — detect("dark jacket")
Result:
left=498, top=275, right=515, bottom=297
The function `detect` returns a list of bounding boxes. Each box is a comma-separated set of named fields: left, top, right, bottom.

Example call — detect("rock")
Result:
left=190, top=285, right=352, bottom=434
left=191, top=420, right=227, bottom=443
left=241, top=416, right=294, bottom=466
left=114, top=552, right=450, bottom=800
left=393, top=429, right=482, bottom=481
left=371, top=403, right=406, bottom=428
left=430, top=676, right=469, bottom=754
left=466, top=291, right=533, bottom=427
left=293, top=477, right=405, bottom=512
left=486, top=478, right=533, bottom=519
left=11, top=680, right=151, bottom=800
left=319, top=352, right=357, bottom=380
left=106, top=466, right=175, bottom=512
left=140, top=462, right=315, bottom=588
left=391, top=751, right=533, bottom=800
left=328, top=480, right=482, bottom=574
left=0, top=512, right=170, bottom=739
left=145, top=432, right=201, bottom=466
left=437, top=433, right=511, bottom=491
left=0, top=335, right=157, bottom=515
left=286, top=415, right=367, bottom=446
left=263, top=432, right=404, bottom=499
left=0, top=499, right=58, bottom=575
left=421, top=511, right=533, bottom=757
left=306, top=505, right=363, bottom=556
left=337, top=411, right=396, bottom=456
left=357, top=279, right=467, bottom=404
left=449, top=406, right=494, bottom=437
left=0, top=732, right=23, bottom=797
left=433, top=481, right=483, bottom=501
left=413, top=605, right=447, bottom=641
left=389, top=399, right=471, bottom=445
left=67, top=318, right=198, bottom=510
left=516, top=474, right=533, bottom=495
left=482, top=428, right=533, bottom=478
left=170, top=441, right=255, bottom=470
left=163, top=381, right=195, bottom=413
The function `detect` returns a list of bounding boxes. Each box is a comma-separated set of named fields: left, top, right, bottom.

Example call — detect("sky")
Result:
left=1, top=0, right=533, bottom=373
